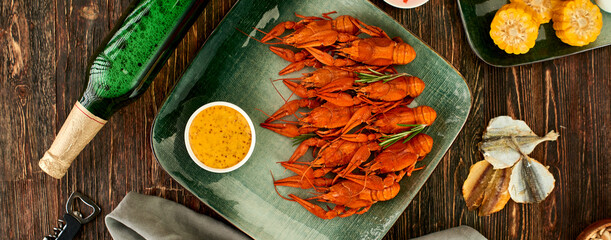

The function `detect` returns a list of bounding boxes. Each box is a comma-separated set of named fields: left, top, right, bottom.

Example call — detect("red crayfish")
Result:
left=252, top=11, right=436, bottom=220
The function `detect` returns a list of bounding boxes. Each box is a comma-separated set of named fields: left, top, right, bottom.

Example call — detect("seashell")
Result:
left=479, top=116, right=559, bottom=169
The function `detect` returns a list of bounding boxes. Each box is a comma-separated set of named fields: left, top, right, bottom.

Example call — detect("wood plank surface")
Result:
left=0, top=0, right=609, bottom=239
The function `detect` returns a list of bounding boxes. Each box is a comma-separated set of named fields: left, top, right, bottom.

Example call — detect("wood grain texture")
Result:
left=0, top=0, right=608, bottom=239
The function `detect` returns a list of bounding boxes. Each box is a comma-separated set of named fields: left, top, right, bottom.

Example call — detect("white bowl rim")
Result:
left=184, top=101, right=256, bottom=173
left=383, top=0, right=430, bottom=9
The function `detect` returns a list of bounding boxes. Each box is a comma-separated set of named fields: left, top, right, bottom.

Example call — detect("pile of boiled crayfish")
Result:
left=254, top=12, right=437, bottom=219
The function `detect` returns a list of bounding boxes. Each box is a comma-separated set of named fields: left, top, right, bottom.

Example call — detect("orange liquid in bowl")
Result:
left=188, top=105, right=252, bottom=169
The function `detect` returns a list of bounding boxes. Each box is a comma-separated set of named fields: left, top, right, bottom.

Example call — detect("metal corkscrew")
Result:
left=44, top=192, right=101, bottom=240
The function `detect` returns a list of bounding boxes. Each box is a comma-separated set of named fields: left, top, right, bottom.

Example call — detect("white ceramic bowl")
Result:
left=384, top=0, right=430, bottom=9
left=596, top=0, right=611, bottom=13
left=184, top=101, right=256, bottom=173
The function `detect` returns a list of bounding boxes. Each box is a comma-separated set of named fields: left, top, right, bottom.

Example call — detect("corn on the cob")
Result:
left=552, top=0, right=603, bottom=46
left=510, top=0, right=555, bottom=24
left=490, top=2, right=540, bottom=54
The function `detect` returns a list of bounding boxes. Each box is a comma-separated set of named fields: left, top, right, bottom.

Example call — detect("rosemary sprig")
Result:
left=291, top=133, right=317, bottom=146
left=379, top=124, right=427, bottom=149
left=355, top=68, right=411, bottom=83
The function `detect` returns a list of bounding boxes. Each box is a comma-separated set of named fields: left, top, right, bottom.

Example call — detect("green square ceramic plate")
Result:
left=457, top=0, right=611, bottom=67
left=151, top=0, right=471, bottom=239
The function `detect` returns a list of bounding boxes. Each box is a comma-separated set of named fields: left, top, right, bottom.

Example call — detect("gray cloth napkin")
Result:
left=412, top=225, right=487, bottom=240
left=106, top=192, right=484, bottom=240
left=105, top=192, right=250, bottom=240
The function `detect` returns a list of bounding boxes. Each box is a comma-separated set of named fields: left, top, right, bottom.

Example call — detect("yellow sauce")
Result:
left=188, top=105, right=252, bottom=169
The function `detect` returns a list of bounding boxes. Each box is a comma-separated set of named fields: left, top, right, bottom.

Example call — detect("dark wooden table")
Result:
left=1, top=0, right=609, bottom=239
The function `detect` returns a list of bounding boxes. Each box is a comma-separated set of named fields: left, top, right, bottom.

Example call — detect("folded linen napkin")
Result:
left=412, top=225, right=487, bottom=240
left=106, top=192, right=485, bottom=240
left=105, top=192, right=250, bottom=240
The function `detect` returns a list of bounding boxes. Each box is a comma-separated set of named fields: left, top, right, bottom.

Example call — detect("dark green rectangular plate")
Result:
left=458, top=0, right=611, bottom=67
left=151, top=0, right=471, bottom=239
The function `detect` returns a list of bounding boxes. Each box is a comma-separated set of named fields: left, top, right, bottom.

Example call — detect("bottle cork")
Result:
left=39, top=102, right=107, bottom=179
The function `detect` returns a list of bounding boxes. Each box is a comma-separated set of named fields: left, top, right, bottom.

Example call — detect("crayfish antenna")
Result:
left=389, top=66, right=399, bottom=73
left=270, top=171, right=295, bottom=201
left=269, top=77, right=291, bottom=104
left=295, top=12, right=326, bottom=21
left=357, top=171, right=371, bottom=194
left=331, top=174, right=341, bottom=185
left=254, top=107, right=271, bottom=117
left=235, top=27, right=285, bottom=45
left=321, top=11, right=337, bottom=20
left=305, top=191, right=325, bottom=199
left=290, top=162, right=323, bottom=192
left=273, top=77, right=302, bottom=82
left=406, top=164, right=426, bottom=176
left=252, top=28, right=285, bottom=44
left=255, top=108, right=298, bottom=124
left=235, top=27, right=270, bottom=44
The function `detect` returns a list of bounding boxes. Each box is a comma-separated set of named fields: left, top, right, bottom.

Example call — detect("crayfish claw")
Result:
left=260, top=123, right=300, bottom=138
left=269, top=46, right=300, bottom=62
left=288, top=194, right=340, bottom=219
left=261, top=21, right=295, bottom=42
left=264, top=99, right=321, bottom=123
left=288, top=138, right=327, bottom=162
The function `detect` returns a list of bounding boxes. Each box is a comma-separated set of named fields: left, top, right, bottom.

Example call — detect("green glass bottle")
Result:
left=40, top=0, right=208, bottom=179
